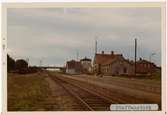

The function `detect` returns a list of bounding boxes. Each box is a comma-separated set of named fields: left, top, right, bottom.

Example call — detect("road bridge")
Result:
left=38, top=66, right=66, bottom=72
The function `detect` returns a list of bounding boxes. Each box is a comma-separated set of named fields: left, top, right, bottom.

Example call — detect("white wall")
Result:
left=66, top=69, right=76, bottom=74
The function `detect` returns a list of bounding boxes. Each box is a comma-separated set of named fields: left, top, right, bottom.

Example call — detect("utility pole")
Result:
left=95, top=36, right=98, bottom=54
left=39, top=60, right=42, bottom=67
left=26, top=58, right=29, bottom=67
left=76, top=50, right=79, bottom=61
left=134, top=38, right=137, bottom=76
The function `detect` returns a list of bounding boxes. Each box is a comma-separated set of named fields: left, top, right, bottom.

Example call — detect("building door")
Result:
left=123, top=67, right=127, bottom=74
left=98, top=64, right=101, bottom=74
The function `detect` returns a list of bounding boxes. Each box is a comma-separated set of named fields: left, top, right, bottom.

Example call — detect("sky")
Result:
left=7, top=8, right=161, bottom=66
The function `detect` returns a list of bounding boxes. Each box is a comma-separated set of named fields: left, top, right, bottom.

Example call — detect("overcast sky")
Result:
left=7, top=8, right=161, bottom=66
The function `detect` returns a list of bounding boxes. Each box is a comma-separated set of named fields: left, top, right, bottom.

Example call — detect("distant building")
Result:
left=136, top=58, right=156, bottom=74
left=80, top=57, right=92, bottom=73
left=93, top=51, right=134, bottom=76
left=66, top=60, right=82, bottom=74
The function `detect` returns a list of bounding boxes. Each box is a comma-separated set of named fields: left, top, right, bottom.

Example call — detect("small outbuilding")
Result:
left=66, top=60, right=82, bottom=74
left=136, top=58, right=156, bottom=74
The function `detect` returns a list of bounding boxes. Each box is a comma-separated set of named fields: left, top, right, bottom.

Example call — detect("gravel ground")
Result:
left=66, top=74, right=161, bottom=94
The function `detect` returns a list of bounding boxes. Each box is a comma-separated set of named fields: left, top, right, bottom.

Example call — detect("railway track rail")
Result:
left=47, top=72, right=161, bottom=110
left=49, top=74, right=112, bottom=111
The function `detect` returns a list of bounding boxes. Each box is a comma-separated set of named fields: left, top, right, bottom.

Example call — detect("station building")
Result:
left=93, top=51, right=134, bottom=76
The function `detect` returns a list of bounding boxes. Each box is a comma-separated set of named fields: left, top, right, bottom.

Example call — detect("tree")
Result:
left=15, top=59, right=28, bottom=71
left=7, top=54, right=15, bottom=72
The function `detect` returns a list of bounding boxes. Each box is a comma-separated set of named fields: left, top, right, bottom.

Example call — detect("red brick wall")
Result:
left=136, top=63, right=156, bottom=74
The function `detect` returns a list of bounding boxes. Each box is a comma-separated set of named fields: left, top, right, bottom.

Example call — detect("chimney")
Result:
left=102, top=51, right=104, bottom=54
left=111, top=51, right=114, bottom=55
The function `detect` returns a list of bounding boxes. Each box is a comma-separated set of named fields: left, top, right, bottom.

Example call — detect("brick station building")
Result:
left=93, top=51, right=134, bottom=76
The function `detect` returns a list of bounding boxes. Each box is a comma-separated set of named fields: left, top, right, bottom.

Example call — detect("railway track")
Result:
left=49, top=74, right=112, bottom=111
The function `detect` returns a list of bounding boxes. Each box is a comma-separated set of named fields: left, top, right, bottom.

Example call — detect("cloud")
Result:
left=7, top=8, right=161, bottom=66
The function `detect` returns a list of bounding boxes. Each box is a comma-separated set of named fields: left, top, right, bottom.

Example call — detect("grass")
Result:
left=7, top=73, right=51, bottom=111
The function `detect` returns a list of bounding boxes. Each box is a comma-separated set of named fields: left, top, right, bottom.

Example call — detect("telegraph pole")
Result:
left=26, top=58, right=29, bottom=67
left=95, top=36, right=98, bottom=54
left=39, top=60, right=42, bottom=67
left=134, top=38, right=137, bottom=76
left=76, top=50, right=79, bottom=61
